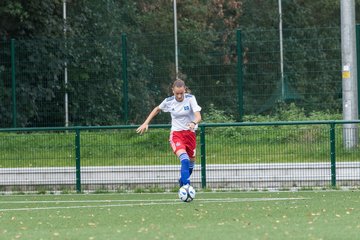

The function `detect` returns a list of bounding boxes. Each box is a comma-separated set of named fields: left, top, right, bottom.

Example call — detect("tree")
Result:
left=1, top=0, right=358, bottom=127
left=0, top=0, right=64, bottom=127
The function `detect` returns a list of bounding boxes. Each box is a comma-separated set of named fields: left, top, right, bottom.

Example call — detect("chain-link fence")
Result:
left=0, top=121, right=359, bottom=193
left=0, top=27, right=354, bottom=128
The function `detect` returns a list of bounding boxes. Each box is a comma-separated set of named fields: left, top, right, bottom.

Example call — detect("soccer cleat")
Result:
left=178, top=178, right=190, bottom=187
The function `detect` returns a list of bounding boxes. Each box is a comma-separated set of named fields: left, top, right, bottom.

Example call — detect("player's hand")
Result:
left=187, top=122, right=196, bottom=130
left=136, top=124, right=148, bottom=135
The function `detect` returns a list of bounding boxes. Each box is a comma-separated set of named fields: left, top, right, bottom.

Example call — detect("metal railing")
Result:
left=0, top=120, right=359, bottom=193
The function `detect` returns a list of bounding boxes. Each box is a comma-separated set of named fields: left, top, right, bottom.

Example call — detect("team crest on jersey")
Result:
left=184, top=106, right=190, bottom=110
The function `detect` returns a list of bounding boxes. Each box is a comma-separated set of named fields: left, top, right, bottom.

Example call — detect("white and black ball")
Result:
left=178, top=185, right=196, bottom=202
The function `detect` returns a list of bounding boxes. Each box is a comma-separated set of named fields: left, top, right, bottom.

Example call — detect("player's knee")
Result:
left=175, top=149, right=187, bottom=157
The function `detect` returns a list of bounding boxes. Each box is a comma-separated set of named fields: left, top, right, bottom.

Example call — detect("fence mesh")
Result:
left=242, top=27, right=342, bottom=114
left=0, top=27, right=345, bottom=128
left=0, top=123, right=359, bottom=193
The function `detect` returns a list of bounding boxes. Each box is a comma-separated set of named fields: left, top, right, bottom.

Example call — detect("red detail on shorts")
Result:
left=169, top=130, right=196, bottom=158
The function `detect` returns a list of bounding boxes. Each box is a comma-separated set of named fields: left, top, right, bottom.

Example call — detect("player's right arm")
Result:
left=136, top=106, right=161, bottom=134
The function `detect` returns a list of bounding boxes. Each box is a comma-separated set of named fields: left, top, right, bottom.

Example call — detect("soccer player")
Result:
left=136, top=79, right=202, bottom=187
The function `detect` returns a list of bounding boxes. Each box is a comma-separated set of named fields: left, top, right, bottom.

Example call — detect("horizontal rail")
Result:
left=1, top=163, right=359, bottom=187
left=1, top=120, right=360, bottom=132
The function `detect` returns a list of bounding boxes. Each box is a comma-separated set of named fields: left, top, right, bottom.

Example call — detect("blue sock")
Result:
left=179, top=153, right=190, bottom=185
left=189, top=161, right=195, bottom=176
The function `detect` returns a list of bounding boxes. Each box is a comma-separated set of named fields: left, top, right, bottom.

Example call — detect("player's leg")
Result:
left=170, top=131, right=191, bottom=186
left=186, top=131, right=197, bottom=177
left=177, top=150, right=191, bottom=186
left=189, top=159, right=195, bottom=176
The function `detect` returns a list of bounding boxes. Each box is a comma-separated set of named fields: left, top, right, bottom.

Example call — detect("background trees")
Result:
left=0, top=0, right=359, bottom=127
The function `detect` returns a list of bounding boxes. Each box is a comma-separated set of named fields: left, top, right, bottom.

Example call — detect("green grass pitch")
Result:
left=0, top=190, right=359, bottom=239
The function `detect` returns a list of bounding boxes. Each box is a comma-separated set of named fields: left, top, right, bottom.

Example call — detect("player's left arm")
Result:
left=192, top=111, right=201, bottom=125
left=189, top=96, right=202, bottom=129
left=188, top=111, right=201, bottom=130
left=190, top=95, right=202, bottom=125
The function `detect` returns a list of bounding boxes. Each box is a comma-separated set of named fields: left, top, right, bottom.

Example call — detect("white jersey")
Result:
left=159, top=93, right=201, bottom=131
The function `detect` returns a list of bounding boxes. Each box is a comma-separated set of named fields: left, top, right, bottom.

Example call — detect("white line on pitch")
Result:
left=0, top=197, right=307, bottom=205
left=0, top=199, right=178, bottom=204
left=0, top=197, right=307, bottom=212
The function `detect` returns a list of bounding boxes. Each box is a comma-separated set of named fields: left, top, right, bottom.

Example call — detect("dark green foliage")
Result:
left=0, top=1, right=359, bottom=127
left=205, top=103, right=342, bottom=146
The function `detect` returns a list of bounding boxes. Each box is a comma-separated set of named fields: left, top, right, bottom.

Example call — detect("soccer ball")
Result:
left=178, top=185, right=196, bottom=202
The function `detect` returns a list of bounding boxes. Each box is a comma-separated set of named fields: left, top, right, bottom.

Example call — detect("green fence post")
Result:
left=200, top=125, right=206, bottom=189
left=121, top=33, right=128, bottom=124
left=330, top=123, right=336, bottom=187
left=11, top=39, right=16, bottom=128
left=356, top=24, right=360, bottom=119
left=75, top=129, right=81, bottom=193
left=236, top=29, right=244, bottom=122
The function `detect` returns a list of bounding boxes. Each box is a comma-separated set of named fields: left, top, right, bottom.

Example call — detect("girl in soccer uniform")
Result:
left=136, top=79, right=202, bottom=186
